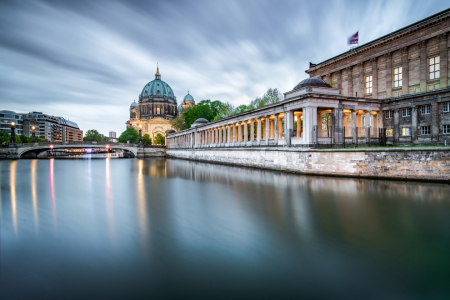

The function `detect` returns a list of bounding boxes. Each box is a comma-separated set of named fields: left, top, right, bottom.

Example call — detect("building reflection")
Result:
left=49, top=159, right=56, bottom=227
left=105, top=158, right=116, bottom=245
left=10, top=160, right=17, bottom=235
left=31, top=159, right=38, bottom=232
left=137, top=159, right=149, bottom=250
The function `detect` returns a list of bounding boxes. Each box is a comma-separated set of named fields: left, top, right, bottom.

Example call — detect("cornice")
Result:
left=306, top=12, right=450, bottom=74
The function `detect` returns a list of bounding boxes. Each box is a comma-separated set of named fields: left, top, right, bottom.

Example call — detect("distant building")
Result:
left=109, top=131, right=116, bottom=138
left=20, top=111, right=83, bottom=142
left=0, top=110, right=23, bottom=135
left=109, top=137, right=118, bottom=143
left=177, top=90, right=195, bottom=116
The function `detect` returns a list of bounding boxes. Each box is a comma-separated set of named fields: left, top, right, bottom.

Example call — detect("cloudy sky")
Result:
left=0, top=0, right=448, bottom=135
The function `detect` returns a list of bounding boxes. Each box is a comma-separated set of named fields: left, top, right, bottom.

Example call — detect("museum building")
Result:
left=126, top=65, right=195, bottom=140
left=167, top=8, right=450, bottom=148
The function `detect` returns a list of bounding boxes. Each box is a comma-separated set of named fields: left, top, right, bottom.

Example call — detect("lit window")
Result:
left=402, top=127, right=411, bottom=136
left=366, top=76, right=372, bottom=94
left=394, top=67, right=402, bottom=87
left=402, top=108, right=411, bottom=117
left=421, top=126, right=430, bottom=135
left=429, top=56, right=440, bottom=80
left=386, top=129, right=393, bottom=136
left=421, top=105, right=431, bottom=114
left=444, top=102, right=450, bottom=112
left=443, top=125, right=450, bottom=134
left=385, top=111, right=393, bottom=119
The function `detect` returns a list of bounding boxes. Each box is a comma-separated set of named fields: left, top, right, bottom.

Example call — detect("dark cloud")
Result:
left=0, top=0, right=448, bottom=134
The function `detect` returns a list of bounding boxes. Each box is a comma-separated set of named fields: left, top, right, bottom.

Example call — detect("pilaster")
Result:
left=439, top=33, right=448, bottom=88
left=419, top=40, right=427, bottom=93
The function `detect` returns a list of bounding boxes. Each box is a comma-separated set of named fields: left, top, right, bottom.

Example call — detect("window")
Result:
left=444, top=102, right=450, bottom=112
left=385, top=111, right=393, bottom=119
left=394, top=67, right=402, bottom=87
left=402, top=108, right=411, bottom=117
left=421, top=105, right=431, bottom=114
left=443, top=125, right=450, bottom=134
left=421, top=126, right=430, bottom=135
left=386, top=129, right=393, bottom=137
left=402, top=127, right=411, bottom=136
left=365, top=76, right=372, bottom=94
left=429, top=56, right=440, bottom=80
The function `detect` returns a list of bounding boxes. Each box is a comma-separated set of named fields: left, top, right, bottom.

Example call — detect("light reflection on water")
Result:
left=1, top=158, right=450, bottom=299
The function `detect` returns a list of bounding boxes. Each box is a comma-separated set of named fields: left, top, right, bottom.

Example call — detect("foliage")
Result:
left=118, top=127, right=139, bottom=144
left=154, top=133, right=165, bottom=145
left=17, top=135, right=31, bottom=143
left=170, top=115, right=187, bottom=131
left=83, top=129, right=109, bottom=142
left=142, top=134, right=152, bottom=145
left=248, top=88, right=283, bottom=110
left=0, top=131, right=10, bottom=144
left=183, top=100, right=224, bottom=128
left=213, top=102, right=235, bottom=121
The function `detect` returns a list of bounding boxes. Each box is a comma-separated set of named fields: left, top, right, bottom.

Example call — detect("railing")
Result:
left=4, top=141, right=166, bottom=148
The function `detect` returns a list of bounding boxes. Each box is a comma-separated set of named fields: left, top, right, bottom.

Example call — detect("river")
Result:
left=1, top=157, right=449, bottom=299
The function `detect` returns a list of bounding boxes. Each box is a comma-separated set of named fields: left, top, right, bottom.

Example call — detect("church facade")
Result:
left=126, top=66, right=195, bottom=141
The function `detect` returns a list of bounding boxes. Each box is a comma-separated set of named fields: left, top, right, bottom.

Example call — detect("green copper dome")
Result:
left=183, top=91, right=194, bottom=103
left=139, top=65, right=176, bottom=101
left=130, top=100, right=138, bottom=110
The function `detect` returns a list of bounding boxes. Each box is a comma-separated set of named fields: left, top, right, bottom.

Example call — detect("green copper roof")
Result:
left=183, top=92, right=194, bottom=102
left=139, top=67, right=176, bottom=101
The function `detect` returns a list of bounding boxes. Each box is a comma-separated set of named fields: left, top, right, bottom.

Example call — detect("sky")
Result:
left=0, top=0, right=448, bottom=135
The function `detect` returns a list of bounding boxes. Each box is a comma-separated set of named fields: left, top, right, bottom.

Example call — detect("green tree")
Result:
left=142, top=134, right=152, bottom=145
left=83, top=129, right=109, bottom=141
left=17, top=135, right=31, bottom=144
left=170, top=115, right=187, bottom=131
left=154, top=133, right=165, bottom=145
left=118, top=127, right=139, bottom=144
left=213, top=102, right=235, bottom=121
left=184, top=100, right=224, bottom=128
left=0, top=131, right=10, bottom=144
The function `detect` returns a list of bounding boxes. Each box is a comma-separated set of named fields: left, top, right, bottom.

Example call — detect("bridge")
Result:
left=0, top=141, right=166, bottom=159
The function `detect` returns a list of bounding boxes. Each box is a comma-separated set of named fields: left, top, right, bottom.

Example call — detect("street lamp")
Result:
left=31, top=125, right=36, bottom=143
left=138, top=124, right=143, bottom=146
left=10, top=121, right=16, bottom=144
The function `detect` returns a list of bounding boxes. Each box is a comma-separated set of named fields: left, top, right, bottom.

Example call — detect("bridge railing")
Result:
left=10, top=141, right=166, bottom=148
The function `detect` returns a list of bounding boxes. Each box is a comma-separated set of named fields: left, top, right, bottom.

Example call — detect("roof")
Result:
left=293, top=78, right=331, bottom=90
left=307, top=8, right=450, bottom=72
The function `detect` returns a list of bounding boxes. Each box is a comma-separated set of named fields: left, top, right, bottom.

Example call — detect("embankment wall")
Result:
left=166, top=148, right=450, bottom=182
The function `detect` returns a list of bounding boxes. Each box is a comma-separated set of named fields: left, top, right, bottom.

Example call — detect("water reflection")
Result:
left=1, top=158, right=449, bottom=299
left=10, top=160, right=17, bottom=234
left=31, top=159, right=38, bottom=231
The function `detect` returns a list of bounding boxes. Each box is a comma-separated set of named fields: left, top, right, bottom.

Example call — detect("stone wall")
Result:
left=167, top=148, right=450, bottom=182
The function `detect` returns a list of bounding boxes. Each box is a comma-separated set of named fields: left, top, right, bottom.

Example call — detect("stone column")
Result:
left=265, top=116, right=270, bottom=145
left=347, top=67, right=353, bottom=97
left=227, top=125, right=231, bottom=143
left=371, top=58, right=378, bottom=98
left=432, top=102, right=439, bottom=142
left=411, top=106, right=418, bottom=144
left=250, top=119, right=254, bottom=142
left=274, top=113, right=279, bottom=145
left=257, top=117, right=262, bottom=145
left=303, top=107, right=311, bottom=144
left=358, top=62, right=365, bottom=97
left=238, top=122, right=242, bottom=144
left=393, top=108, right=400, bottom=145
left=296, top=114, right=301, bottom=137
left=401, top=47, right=409, bottom=95
left=440, top=33, right=448, bottom=88
left=352, top=110, right=357, bottom=144
left=284, top=110, right=294, bottom=146
left=385, top=53, right=392, bottom=98
left=365, top=110, right=371, bottom=144
left=244, top=121, right=248, bottom=144
left=419, top=40, right=427, bottom=93
left=332, top=107, right=344, bottom=144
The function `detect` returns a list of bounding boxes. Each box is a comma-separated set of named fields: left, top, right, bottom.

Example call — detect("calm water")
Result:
left=1, top=158, right=450, bottom=299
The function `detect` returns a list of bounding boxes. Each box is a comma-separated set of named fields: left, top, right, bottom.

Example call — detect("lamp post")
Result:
left=10, top=121, right=16, bottom=144
left=31, top=125, right=36, bottom=143
left=138, top=124, right=143, bottom=146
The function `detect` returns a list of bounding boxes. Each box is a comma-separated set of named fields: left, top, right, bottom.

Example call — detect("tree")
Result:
left=213, top=102, right=235, bottom=120
left=154, top=133, right=165, bottom=145
left=322, top=113, right=332, bottom=137
left=0, top=131, right=10, bottom=144
left=118, top=127, right=139, bottom=144
left=17, top=135, right=31, bottom=144
left=170, top=115, right=187, bottom=131
left=83, top=129, right=109, bottom=141
left=184, top=100, right=224, bottom=128
left=142, top=134, right=152, bottom=145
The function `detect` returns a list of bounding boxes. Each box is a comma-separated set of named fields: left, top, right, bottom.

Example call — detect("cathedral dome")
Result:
left=130, top=100, right=138, bottom=110
left=183, top=91, right=194, bottom=103
left=139, top=65, right=176, bottom=101
left=293, top=78, right=331, bottom=90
